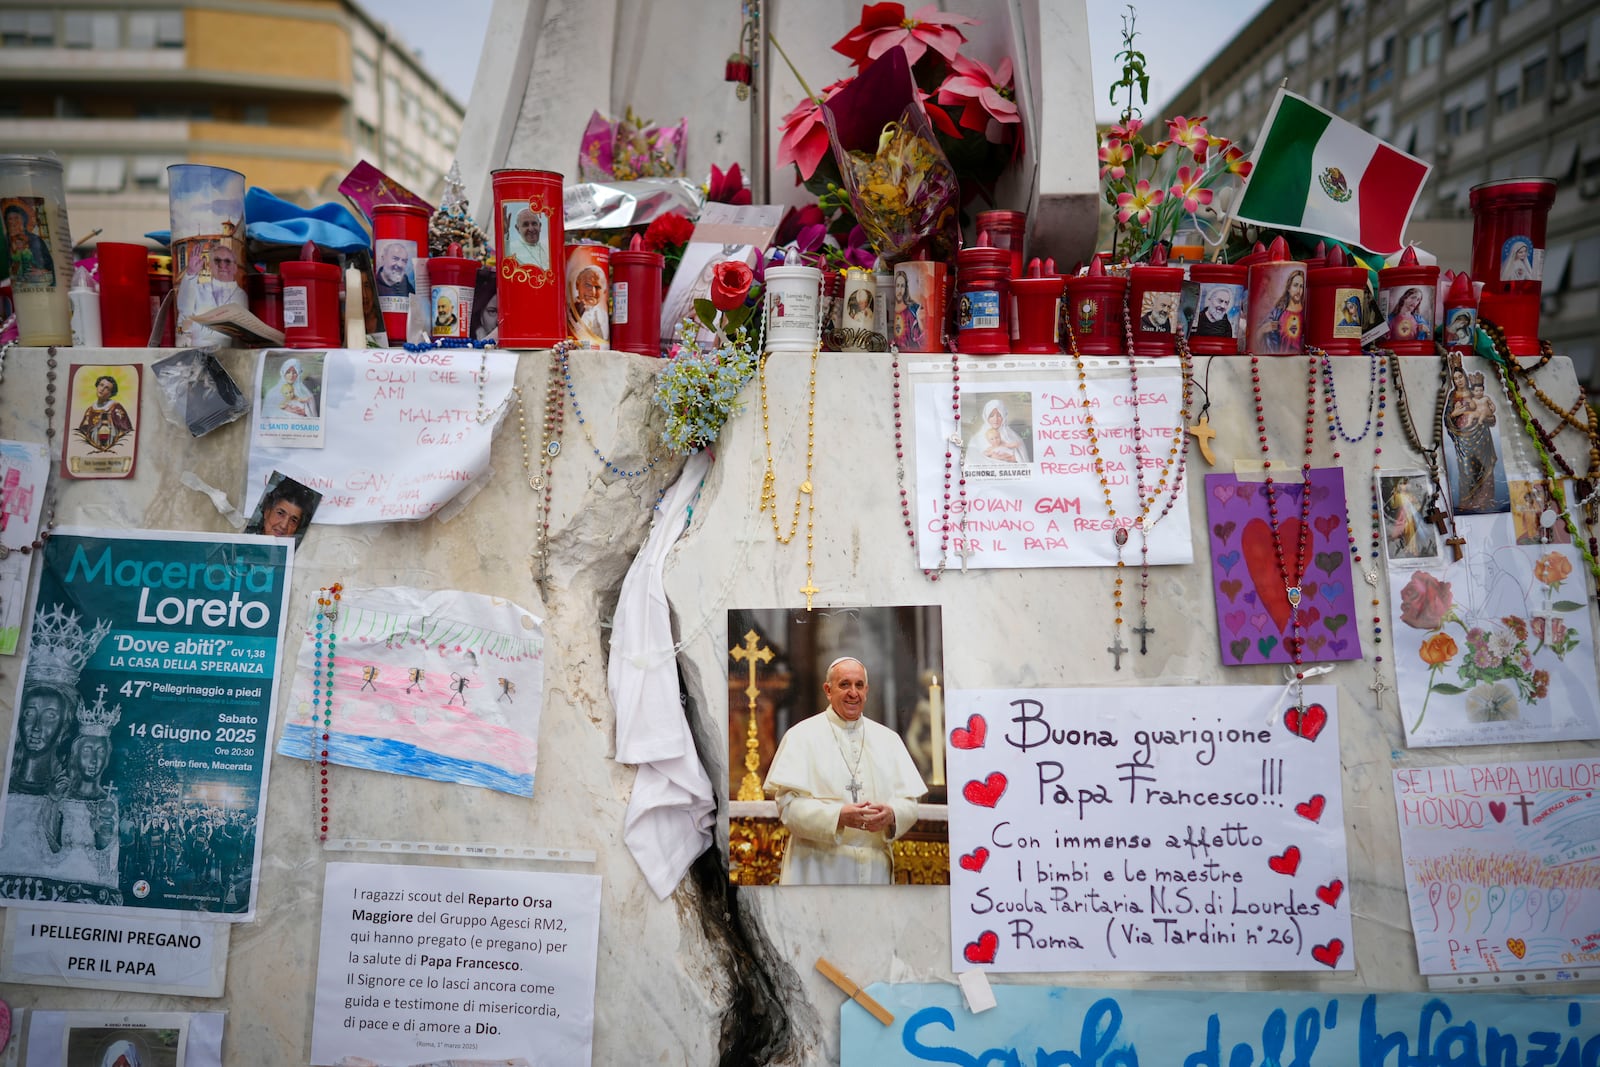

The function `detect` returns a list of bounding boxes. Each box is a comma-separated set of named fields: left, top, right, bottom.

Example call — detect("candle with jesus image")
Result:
left=928, top=674, right=944, bottom=785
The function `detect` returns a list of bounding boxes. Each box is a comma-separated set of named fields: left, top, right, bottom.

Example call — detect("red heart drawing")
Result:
left=1284, top=703, right=1328, bottom=741
left=950, top=714, right=988, bottom=750
left=1242, top=517, right=1305, bottom=634
left=1314, top=514, right=1342, bottom=541
left=1294, top=794, right=1326, bottom=822
left=1317, top=879, right=1344, bottom=908
left=1489, top=801, right=1507, bottom=823
left=959, top=846, right=990, bottom=872
left=964, top=930, right=998, bottom=965
left=1268, top=845, right=1301, bottom=876
left=1311, top=938, right=1345, bottom=968
left=963, top=772, right=1008, bottom=808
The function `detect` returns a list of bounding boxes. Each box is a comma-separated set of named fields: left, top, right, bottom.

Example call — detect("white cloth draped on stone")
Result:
left=608, top=450, right=715, bottom=899
left=763, top=708, right=927, bottom=885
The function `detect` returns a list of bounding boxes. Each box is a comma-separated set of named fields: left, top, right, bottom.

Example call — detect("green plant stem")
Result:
left=1411, top=662, right=1443, bottom=733
left=769, top=34, right=818, bottom=104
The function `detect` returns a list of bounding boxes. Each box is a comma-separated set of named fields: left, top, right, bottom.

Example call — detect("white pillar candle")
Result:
left=928, top=675, right=944, bottom=785
left=0, top=155, right=74, bottom=345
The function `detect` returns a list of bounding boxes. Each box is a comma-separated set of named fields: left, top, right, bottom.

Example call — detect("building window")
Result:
left=1450, top=11, right=1471, bottom=45
left=1472, top=0, right=1493, bottom=33
left=127, top=11, right=183, bottom=49
left=136, top=101, right=212, bottom=120
left=1571, top=235, right=1600, bottom=289
left=1497, top=86, right=1517, bottom=112
left=1465, top=101, right=1487, bottom=128
left=1561, top=42, right=1587, bottom=82
left=0, top=12, right=55, bottom=47
left=354, top=52, right=375, bottom=87
left=1524, top=57, right=1547, bottom=99
left=1313, top=10, right=1336, bottom=46
left=64, top=12, right=118, bottom=49
left=65, top=156, right=127, bottom=194
left=356, top=119, right=378, bottom=151
left=131, top=157, right=168, bottom=190
left=1504, top=0, right=1528, bottom=12
left=1443, top=105, right=1463, bottom=135
left=243, top=104, right=269, bottom=125
left=1408, top=25, right=1442, bottom=73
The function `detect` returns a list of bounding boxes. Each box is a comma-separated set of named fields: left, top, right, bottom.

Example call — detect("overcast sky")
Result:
left=376, top=0, right=1270, bottom=123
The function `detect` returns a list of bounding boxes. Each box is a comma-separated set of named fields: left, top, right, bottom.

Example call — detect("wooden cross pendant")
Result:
left=1425, top=506, right=1451, bottom=536
left=1133, top=619, right=1155, bottom=655
left=1444, top=535, right=1466, bottom=562
left=1107, top=634, right=1129, bottom=671
left=1187, top=416, right=1217, bottom=466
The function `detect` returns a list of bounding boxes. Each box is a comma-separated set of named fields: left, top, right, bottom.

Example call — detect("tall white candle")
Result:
left=0, top=155, right=73, bottom=345
left=928, top=675, right=944, bottom=785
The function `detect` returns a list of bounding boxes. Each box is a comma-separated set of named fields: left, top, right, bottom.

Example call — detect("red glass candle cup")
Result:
left=1307, top=250, right=1367, bottom=356
left=1378, top=247, right=1438, bottom=355
left=1247, top=239, right=1307, bottom=356
left=246, top=272, right=284, bottom=334
left=955, top=242, right=1011, bottom=355
left=1062, top=256, right=1127, bottom=356
left=974, top=210, right=1026, bottom=280
left=279, top=258, right=342, bottom=348
left=96, top=242, right=151, bottom=347
left=1469, top=177, right=1556, bottom=356
left=148, top=255, right=175, bottom=346
left=1187, top=262, right=1247, bottom=354
left=1010, top=272, right=1064, bottom=354
left=427, top=252, right=479, bottom=339
left=609, top=240, right=663, bottom=357
left=492, top=168, right=565, bottom=348
left=372, top=203, right=428, bottom=344
left=1128, top=248, right=1184, bottom=356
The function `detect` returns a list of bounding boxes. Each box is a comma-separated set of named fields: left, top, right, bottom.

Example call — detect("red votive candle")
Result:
left=974, top=210, right=1026, bottom=280
left=609, top=233, right=664, bottom=357
left=279, top=241, right=342, bottom=349
left=427, top=242, right=480, bottom=340
left=1246, top=236, right=1307, bottom=356
left=955, top=231, right=1011, bottom=355
left=147, top=255, right=174, bottom=347
left=1010, top=258, right=1063, bottom=355
left=492, top=168, right=566, bottom=349
left=1062, top=254, right=1127, bottom=356
left=1308, top=246, right=1368, bottom=356
left=1441, top=271, right=1478, bottom=356
left=372, top=203, right=429, bottom=345
left=1469, top=176, right=1556, bottom=356
left=1128, top=243, right=1184, bottom=356
left=1378, top=246, right=1438, bottom=355
left=246, top=272, right=283, bottom=334
left=96, top=242, right=151, bottom=348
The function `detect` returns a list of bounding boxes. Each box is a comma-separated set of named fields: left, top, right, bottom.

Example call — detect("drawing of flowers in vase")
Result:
left=1399, top=549, right=1585, bottom=734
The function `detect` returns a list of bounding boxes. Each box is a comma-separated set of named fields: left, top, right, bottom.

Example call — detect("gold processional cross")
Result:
left=731, top=629, right=774, bottom=802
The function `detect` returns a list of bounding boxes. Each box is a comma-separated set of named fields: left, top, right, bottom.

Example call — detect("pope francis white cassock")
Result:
left=762, top=657, right=927, bottom=885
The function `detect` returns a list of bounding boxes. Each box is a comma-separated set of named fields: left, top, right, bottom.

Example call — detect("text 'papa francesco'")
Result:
left=64, top=544, right=278, bottom=629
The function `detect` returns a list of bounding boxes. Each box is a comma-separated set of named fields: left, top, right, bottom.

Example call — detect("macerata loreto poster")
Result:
left=0, top=529, right=292, bottom=921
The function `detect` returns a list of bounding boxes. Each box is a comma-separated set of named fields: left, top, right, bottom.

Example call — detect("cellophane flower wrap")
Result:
left=818, top=46, right=960, bottom=263
left=577, top=107, right=688, bottom=183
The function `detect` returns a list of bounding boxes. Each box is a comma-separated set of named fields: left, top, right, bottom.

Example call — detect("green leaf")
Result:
left=724, top=304, right=753, bottom=331
left=1430, top=683, right=1468, bottom=695
left=1552, top=600, right=1585, bottom=612
left=693, top=298, right=718, bottom=330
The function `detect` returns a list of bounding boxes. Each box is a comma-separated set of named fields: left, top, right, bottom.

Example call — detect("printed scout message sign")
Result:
left=0, top=529, right=291, bottom=920
left=311, top=862, right=601, bottom=1066
left=1394, top=758, right=1600, bottom=975
left=947, top=685, right=1351, bottom=972
left=840, top=983, right=1600, bottom=1067
left=912, top=365, right=1194, bottom=568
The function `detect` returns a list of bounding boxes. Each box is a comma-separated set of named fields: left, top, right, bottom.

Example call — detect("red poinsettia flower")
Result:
left=707, top=162, right=752, bottom=205
left=935, top=54, right=1019, bottom=143
left=776, top=78, right=852, bottom=180
left=774, top=203, right=825, bottom=246
left=832, top=2, right=977, bottom=68
left=918, top=88, right=962, bottom=138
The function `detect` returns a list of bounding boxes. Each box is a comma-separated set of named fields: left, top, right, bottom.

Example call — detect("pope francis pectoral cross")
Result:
left=847, top=776, right=863, bottom=803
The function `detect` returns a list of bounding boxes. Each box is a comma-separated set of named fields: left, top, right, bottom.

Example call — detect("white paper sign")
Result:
left=245, top=348, right=517, bottom=524
left=947, top=686, right=1351, bottom=972
left=1394, top=758, right=1600, bottom=975
left=913, top=362, right=1194, bottom=568
left=25, top=1011, right=224, bottom=1067
left=1, top=907, right=229, bottom=996
left=311, top=861, right=601, bottom=1066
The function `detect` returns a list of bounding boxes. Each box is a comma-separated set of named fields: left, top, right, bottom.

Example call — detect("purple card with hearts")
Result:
left=1206, top=468, right=1363, bottom=666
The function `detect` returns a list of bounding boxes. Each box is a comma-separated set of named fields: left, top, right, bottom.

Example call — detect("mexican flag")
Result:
left=1233, top=90, right=1431, bottom=254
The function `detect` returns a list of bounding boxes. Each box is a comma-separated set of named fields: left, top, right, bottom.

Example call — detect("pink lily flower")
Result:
left=1170, top=166, right=1214, bottom=214
left=1115, top=179, right=1164, bottom=226
left=1098, top=138, right=1132, bottom=180
left=1167, top=115, right=1210, bottom=161
left=1220, top=145, right=1253, bottom=179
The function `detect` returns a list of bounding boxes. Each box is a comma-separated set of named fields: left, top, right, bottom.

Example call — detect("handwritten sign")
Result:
left=310, top=861, right=600, bottom=1066
left=1394, top=757, right=1600, bottom=974
left=913, top=365, right=1193, bottom=568
left=947, top=686, right=1351, bottom=972
left=840, top=983, right=1600, bottom=1066
left=245, top=348, right=517, bottom=525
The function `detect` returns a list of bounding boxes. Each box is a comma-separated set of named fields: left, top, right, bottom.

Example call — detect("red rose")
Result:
left=642, top=211, right=695, bottom=254
left=1399, top=571, right=1454, bottom=631
left=710, top=260, right=754, bottom=311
